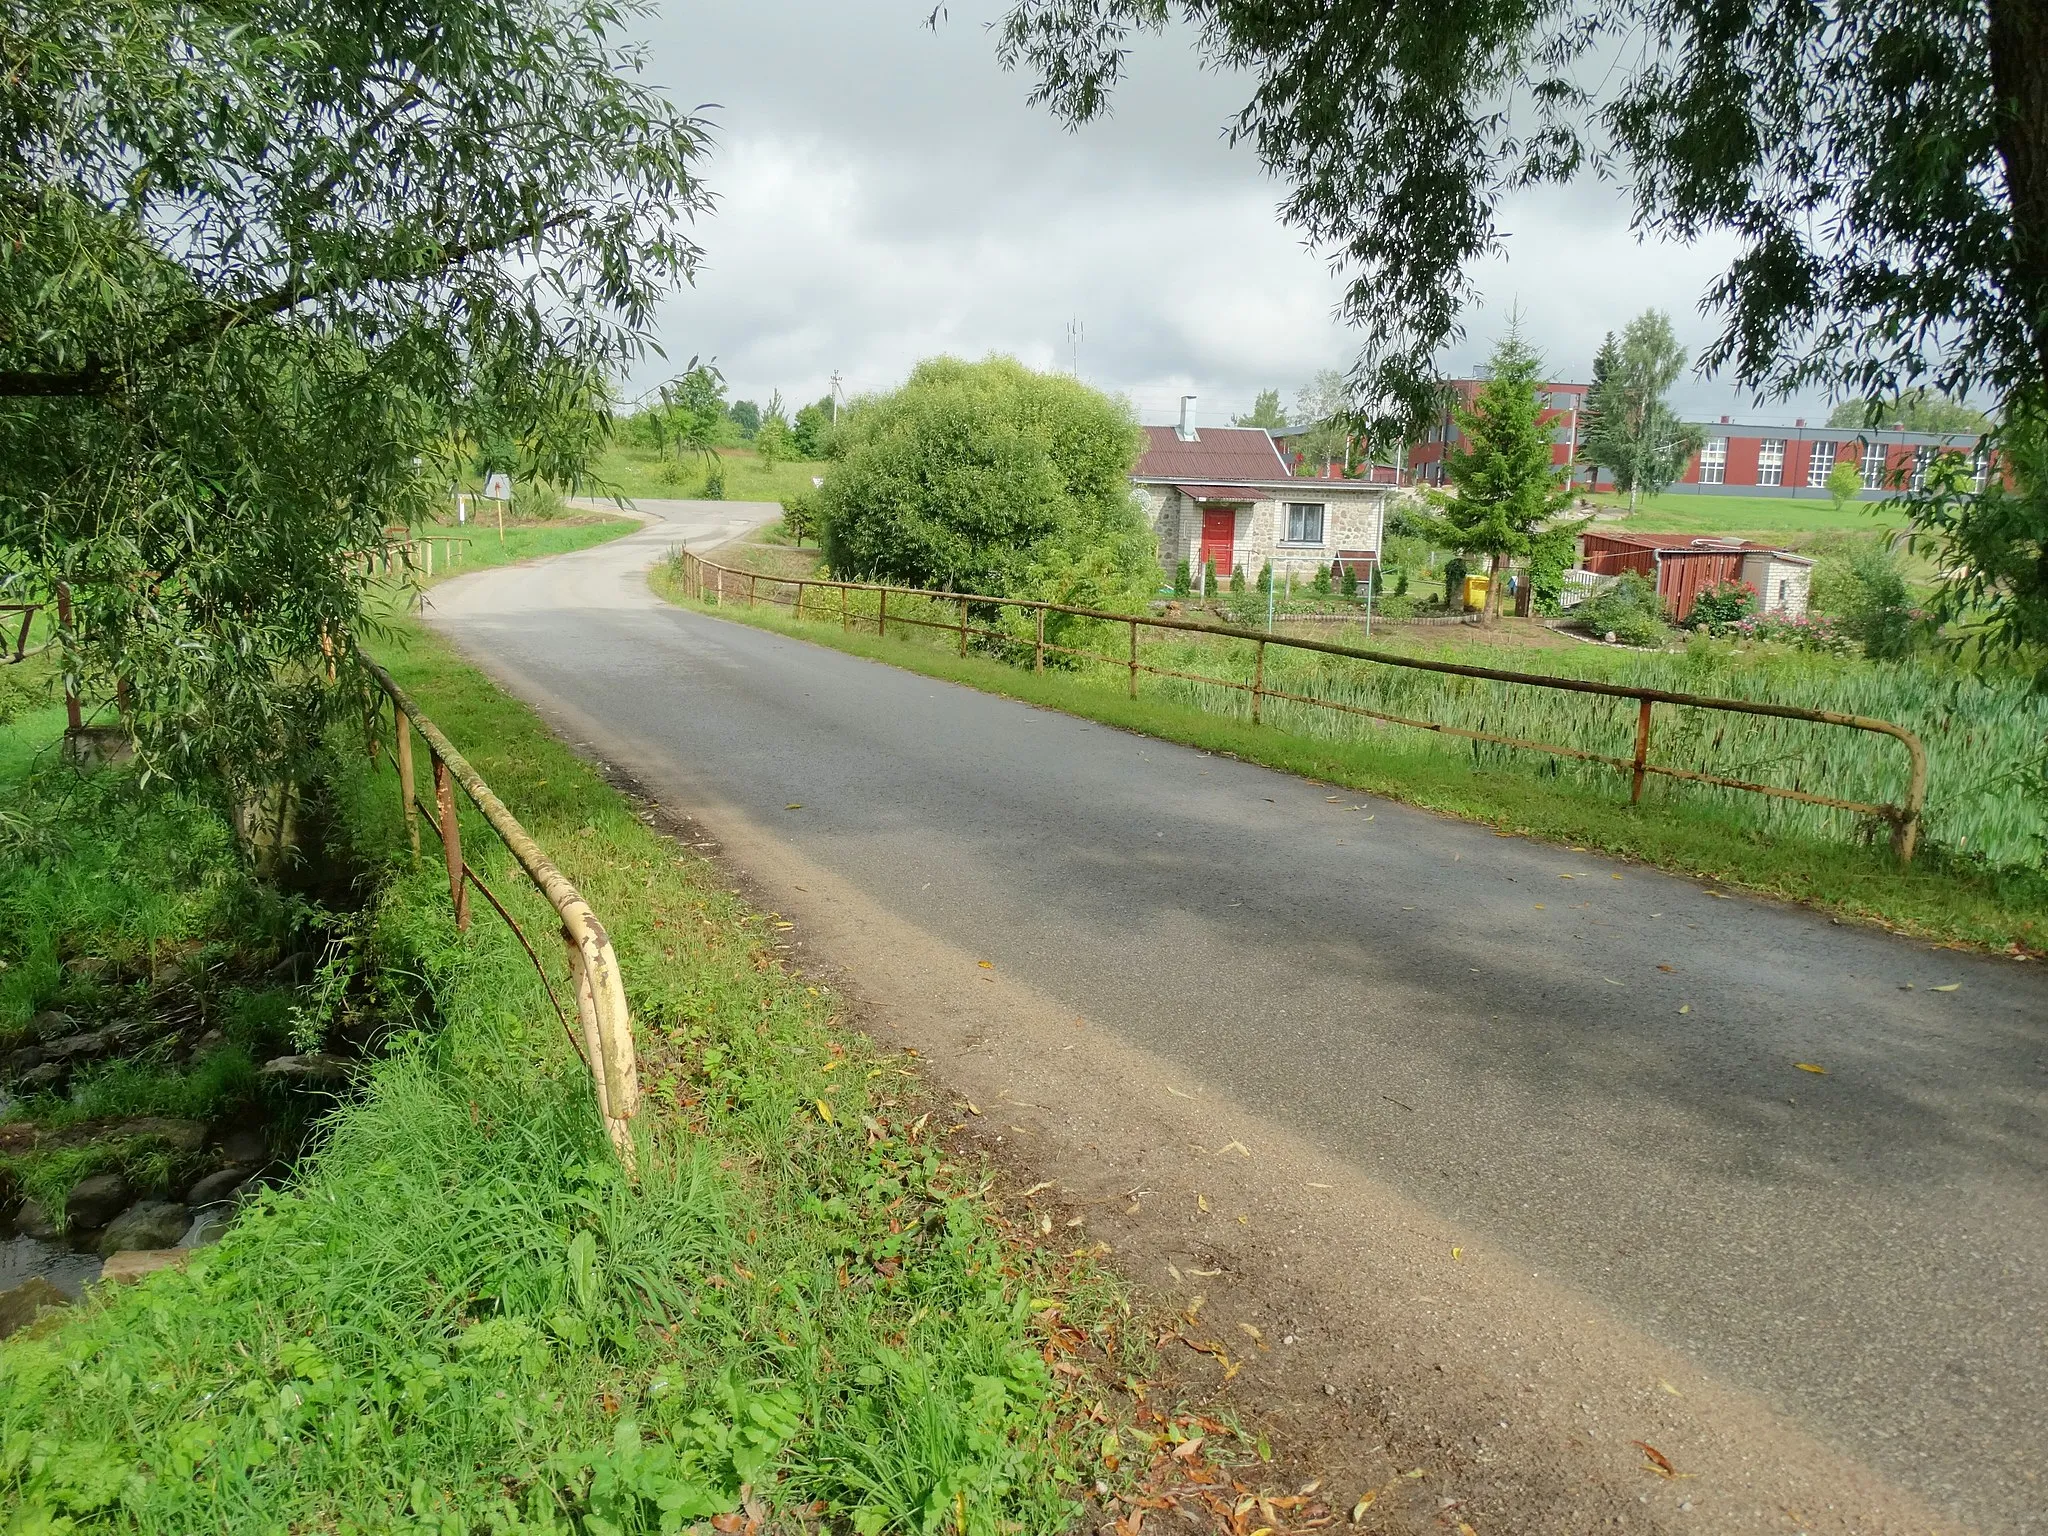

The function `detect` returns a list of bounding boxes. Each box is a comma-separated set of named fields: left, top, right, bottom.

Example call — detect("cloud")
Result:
left=627, top=1, right=1827, bottom=426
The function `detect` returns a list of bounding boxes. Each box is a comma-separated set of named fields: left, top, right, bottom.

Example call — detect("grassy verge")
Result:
left=568, top=446, right=830, bottom=506
left=1, top=595, right=1146, bottom=1531
left=1586, top=488, right=1913, bottom=540
left=649, top=563, right=2046, bottom=955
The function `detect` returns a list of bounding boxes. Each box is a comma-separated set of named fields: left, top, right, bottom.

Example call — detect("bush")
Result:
left=1576, top=570, right=1672, bottom=647
left=702, top=459, right=726, bottom=500
left=1175, top=559, right=1192, bottom=596
left=1230, top=565, right=1245, bottom=594
left=1341, top=565, right=1358, bottom=597
left=511, top=483, right=565, bottom=521
left=1313, top=564, right=1333, bottom=596
left=1256, top=561, right=1273, bottom=594
left=1202, top=559, right=1217, bottom=595
left=1395, top=570, right=1409, bottom=597
left=817, top=356, right=1151, bottom=600
left=1684, top=579, right=1757, bottom=631
left=1442, top=555, right=1469, bottom=606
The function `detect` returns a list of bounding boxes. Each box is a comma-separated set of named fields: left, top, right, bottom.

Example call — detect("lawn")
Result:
left=3, top=527, right=1158, bottom=1532
left=563, top=444, right=832, bottom=508
left=1583, top=487, right=1916, bottom=542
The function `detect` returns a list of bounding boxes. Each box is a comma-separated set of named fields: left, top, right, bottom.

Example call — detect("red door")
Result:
left=1199, top=507, right=1235, bottom=574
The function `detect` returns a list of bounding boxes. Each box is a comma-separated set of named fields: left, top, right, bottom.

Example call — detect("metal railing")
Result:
left=676, top=549, right=1929, bottom=861
left=360, top=652, right=642, bottom=1171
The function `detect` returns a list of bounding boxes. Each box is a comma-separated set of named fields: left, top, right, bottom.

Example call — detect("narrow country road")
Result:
left=427, top=505, right=2046, bottom=1534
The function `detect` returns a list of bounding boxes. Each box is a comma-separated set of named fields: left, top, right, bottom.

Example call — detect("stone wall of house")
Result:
left=1740, top=553, right=1812, bottom=617
left=1232, top=491, right=1387, bottom=580
left=1132, top=483, right=1390, bottom=585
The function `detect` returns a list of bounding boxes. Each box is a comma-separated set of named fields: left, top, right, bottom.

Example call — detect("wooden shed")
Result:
left=1578, top=532, right=1813, bottom=621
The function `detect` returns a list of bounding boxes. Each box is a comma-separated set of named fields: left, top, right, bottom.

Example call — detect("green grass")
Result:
left=1, top=604, right=1145, bottom=1531
left=1586, top=488, right=1915, bottom=541
left=653, top=560, right=2048, bottom=955
left=574, top=444, right=831, bottom=507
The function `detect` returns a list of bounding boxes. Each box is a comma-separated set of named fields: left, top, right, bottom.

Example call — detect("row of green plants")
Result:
left=1, top=627, right=1138, bottom=1533
left=690, top=554, right=2048, bottom=872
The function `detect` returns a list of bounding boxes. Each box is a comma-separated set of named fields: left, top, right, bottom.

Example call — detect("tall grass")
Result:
left=685, top=558, right=2048, bottom=871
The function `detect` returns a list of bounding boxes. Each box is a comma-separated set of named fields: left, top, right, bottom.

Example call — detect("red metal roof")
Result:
left=1585, top=531, right=1777, bottom=554
left=1135, top=426, right=1289, bottom=482
left=1171, top=483, right=1262, bottom=502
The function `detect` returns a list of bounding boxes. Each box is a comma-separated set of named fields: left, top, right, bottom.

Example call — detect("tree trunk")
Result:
left=1990, top=0, right=2048, bottom=387
left=1482, top=552, right=1506, bottom=626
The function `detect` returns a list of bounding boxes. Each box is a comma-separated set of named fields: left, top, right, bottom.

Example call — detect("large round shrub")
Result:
left=819, top=356, right=1151, bottom=599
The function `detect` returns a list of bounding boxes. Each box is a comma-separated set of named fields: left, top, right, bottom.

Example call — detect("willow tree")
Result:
left=0, top=0, right=709, bottom=784
left=991, top=0, right=2048, bottom=675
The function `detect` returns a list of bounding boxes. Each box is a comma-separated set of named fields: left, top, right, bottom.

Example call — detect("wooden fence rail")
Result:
left=676, top=548, right=1929, bottom=861
left=359, top=652, right=642, bottom=1171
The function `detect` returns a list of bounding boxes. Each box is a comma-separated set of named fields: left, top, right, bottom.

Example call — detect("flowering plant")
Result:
left=1723, top=611, right=1860, bottom=655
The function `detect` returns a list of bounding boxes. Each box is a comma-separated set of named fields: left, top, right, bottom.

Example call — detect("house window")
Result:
left=1757, top=439, right=1786, bottom=486
left=1778, top=579, right=1789, bottom=607
left=1861, top=440, right=1888, bottom=488
left=1913, top=446, right=1933, bottom=488
left=1283, top=503, right=1326, bottom=544
left=1973, top=447, right=1990, bottom=490
left=1807, top=441, right=1836, bottom=486
left=1699, top=438, right=1727, bottom=485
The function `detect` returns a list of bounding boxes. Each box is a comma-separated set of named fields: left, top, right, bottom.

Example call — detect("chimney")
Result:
left=1177, top=395, right=1198, bottom=442
left=1719, top=414, right=1730, bottom=424
left=1794, top=417, right=1805, bottom=428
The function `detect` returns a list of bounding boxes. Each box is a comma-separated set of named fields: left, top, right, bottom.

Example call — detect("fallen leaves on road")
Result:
left=1795, top=1062, right=1827, bottom=1075
left=1678, top=1004, right=1691, bottom=1015
left=1632, top=1441, right=1680, bottom=1478
left=1657, top=964, right=1674, bottom=971
left=1931, top=983, right=1961, bottom=992
left=1218, top=1139, right=1251, bottom=1157
left=784, top=803, right=803, bottom=810
left=977, top=959, right=993, bottom=969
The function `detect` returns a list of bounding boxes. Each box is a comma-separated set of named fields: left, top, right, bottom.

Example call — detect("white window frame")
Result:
left=1973, top=447, right=1990, bottom=491
left=1699, top=437, right=1728, bottom=485
left=1807, top=441, right=1836, bottom=487
left=1861, top=440, right=1888, bottom=489
left=1282, top=502, right=1327, bottom=545
left=1757, top=438, right=1786, bottom=486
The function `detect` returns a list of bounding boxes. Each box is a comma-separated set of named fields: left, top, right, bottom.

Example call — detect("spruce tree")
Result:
left=1416, top=328, right=1583, bottom=626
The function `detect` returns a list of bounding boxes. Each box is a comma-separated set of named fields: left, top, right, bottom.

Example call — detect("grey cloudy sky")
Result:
left=628, top=2, right=1818, bottom=428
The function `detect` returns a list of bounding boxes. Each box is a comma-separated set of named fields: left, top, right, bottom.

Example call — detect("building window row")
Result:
left=1861, top=441, right=1888, bottom=489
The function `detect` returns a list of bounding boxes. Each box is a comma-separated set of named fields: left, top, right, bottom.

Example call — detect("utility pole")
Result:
left=1066, top=318, right=1083, bottom=377
left=829, top=371, right=843, bottom=423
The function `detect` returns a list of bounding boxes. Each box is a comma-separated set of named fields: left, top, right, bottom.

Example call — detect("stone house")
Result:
left=1132, top=399, right=1393, bottom=588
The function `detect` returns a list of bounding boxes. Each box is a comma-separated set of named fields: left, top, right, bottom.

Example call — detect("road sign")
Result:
left=483, top=472, right=512, bottom=501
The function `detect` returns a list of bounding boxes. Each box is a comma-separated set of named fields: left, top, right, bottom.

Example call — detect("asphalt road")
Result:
left=431, top=505, right=2047, bottom=1532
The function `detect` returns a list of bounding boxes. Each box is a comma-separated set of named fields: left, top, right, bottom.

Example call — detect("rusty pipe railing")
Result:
left=359, top=652, right=641, bottom=1170
left=676, top=549, right=1929, bottom=862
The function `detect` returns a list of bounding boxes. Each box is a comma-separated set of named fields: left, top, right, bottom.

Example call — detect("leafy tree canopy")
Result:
left=791, top=395, right=838, bottom=459
left=1826, top=389, right=1996, bottom=435
left=994, top=0, right=2046, bottom=440
left=991, top=0, right=2048, bottom=676
left=754, top=392, right=793, bottom=468
left=1, top=0, right=707, bottom=782
left=1232, top=389, right=1286, bottom=428
left=1411, top=328, right=1580, bottom=625
left=1288, top=369, right=1355, bottom=473
left=728, top=399, right=762, bottom=439
left=819, top=355, right=1151, bottom=599
left=1578, top=311, right=1703, bottom=506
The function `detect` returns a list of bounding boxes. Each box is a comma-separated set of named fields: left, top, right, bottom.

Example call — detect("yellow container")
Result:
left=1462, top=573, right=1489, bottom=611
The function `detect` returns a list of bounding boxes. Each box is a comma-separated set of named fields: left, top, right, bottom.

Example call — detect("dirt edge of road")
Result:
left=478, top=670, right=1958, bottom=1536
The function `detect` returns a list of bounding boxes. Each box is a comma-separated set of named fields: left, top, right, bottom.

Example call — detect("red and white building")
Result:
left=1673, top=417, right=1989, bottom=498
left=1406, top=378, right=1592, bottom=487
left=1578, top=532, right=1814, bottom=621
